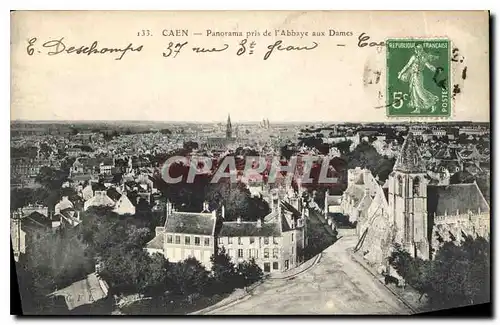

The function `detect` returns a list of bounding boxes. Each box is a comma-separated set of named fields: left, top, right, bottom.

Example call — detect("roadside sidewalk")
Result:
left=190, top=253, right=322, bottom=315
left=268, top=252, right=322, bottom=280
left=350, top=250, right=429, bottom=314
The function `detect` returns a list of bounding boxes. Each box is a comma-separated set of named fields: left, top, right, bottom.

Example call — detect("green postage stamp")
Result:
left=386, top=39, right=451, bottom=117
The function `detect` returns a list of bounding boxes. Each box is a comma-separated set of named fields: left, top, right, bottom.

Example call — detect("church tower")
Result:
left=226, top=114, right=233, bottom=139
left=388, top=133, right=429, bottom=259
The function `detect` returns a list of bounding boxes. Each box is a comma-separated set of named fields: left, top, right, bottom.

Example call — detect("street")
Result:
left=208, top=236, right=412, bottom=315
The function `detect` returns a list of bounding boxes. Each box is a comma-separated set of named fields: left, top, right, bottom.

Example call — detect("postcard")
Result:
left=10, top=10, right=490, bottom=316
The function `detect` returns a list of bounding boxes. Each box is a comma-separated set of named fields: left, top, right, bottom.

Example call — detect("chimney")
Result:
left=237, top=216, right=242, bottom=224
left=166, top=201, right=172, bottom=216
left=256, top=218, right=262, bottom=228
left=203, top=201, right=209, bottom=212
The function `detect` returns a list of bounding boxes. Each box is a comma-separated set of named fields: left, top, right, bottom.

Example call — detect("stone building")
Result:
left=341, top=133, right=490, bottom=267
left=217, top=200, right=306, bottom=273
left=204, top=114, right=237, bottom=150
left=145, top=202, right=218, bottom=269
left=145, top=185, right=308, bottom=273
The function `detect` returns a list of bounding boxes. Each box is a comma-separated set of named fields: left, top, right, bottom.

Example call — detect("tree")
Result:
left=346, top=142, right=395, bottom=182
left=183, top=141, right=199, bottom=151
left=236, top=258, right=264, bottom=287
left=141, top=254, right=170, bottom=297
left=388, top=236, right=490, bottom=310
left=24, top=227, right=94, bottom=294
left=36, top=166, right=68, bottom=191
left=334, top=140, right=353, bottom=155
left=210, top=247, right=238, bottom=294
left=98, top=248, right=153, bottom=296
left=167, top=257, right=210, bottom=297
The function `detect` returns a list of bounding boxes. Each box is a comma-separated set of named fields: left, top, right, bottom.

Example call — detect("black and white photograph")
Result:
left=9, top=10, right=491, bottom=316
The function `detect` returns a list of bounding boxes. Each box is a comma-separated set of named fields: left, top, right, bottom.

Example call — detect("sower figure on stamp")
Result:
left=397, top=44, right=439, bottom=113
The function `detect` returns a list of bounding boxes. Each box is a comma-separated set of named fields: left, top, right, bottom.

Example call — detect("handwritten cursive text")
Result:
left=38, top=37, right=143, bottom=60
left=263, top=40, right=319, bottom=60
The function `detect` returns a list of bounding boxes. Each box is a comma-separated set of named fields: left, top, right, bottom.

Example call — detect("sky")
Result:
left=10, top=11, right=490, bottom=123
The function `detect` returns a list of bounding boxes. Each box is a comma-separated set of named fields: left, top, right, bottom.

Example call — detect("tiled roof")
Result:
left=219, top=220, right=281, bottom=237
left=427, top=183, right=490, bottom=217
left=165, top=212, right=216, bottom=236
left=146, top=233, right=164, bottom=250
left=106, top=188, right=122, bottom=202
left=21, top=212, right=52, bottom=231
left=50, top=273, right=107, bottom=311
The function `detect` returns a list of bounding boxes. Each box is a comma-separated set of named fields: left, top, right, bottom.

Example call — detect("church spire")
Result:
left=226, top=114, right=232, bottom=139
left=394, top=132, right=426, bottom=173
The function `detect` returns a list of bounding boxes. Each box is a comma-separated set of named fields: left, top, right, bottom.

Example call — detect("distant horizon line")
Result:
left=10, top=119, right=490, bottom=124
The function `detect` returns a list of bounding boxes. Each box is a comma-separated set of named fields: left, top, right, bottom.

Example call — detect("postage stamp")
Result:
left=386, top=39, right=451, bottom=117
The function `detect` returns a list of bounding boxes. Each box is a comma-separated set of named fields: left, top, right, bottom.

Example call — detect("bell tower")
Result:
left=226, top=114, right=233, bottom=139
left=388, top=133, right=429, bottom=259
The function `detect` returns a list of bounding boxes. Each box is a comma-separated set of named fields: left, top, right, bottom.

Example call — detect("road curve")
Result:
left=208, top=236, right=412, bottom=315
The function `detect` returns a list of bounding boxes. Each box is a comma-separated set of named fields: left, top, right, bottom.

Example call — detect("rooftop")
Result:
left=164, top=212, right=216, bottom=236
left=427, top=183, right=490, bottom=217
left=219, top=220, right=281, bottom=237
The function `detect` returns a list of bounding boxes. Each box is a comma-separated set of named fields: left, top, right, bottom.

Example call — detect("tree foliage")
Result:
left=388, top=236, right=490, bottom=309
left=210, top=247, right=239, bottom=293
left=345, top=142, right=395, bottom=182
left=22, top=227, right=94, bottom=295
left=236, top=258, right=264, bottom=287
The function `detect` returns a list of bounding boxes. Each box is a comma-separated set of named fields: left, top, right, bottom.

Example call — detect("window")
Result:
left=397, top=176, right=403, bottom=196
left=273, top=248, right=279, bottom=259
left=250, top=237, right=255, bottom=244
left=255, top=249, right=259, bottom=259
left=167, top=235, right=173, bottom=243
left=238, top=249, right=243, bottom=258
left=194, top=236, right=201, bottom=246
left=264, top=262, right=271, bottom=272
left=175, top=235, right=181, bottom=244
left=413, top=177, right=420, bottom=196
left=264, top=248, right=269, bottom=258
left=273, top=262, right=279, bottom=270
left=228, top=237, right=233, bottom=244
left=291, top=233, right=294, bottom=242
left=264, top=237, right=269, bottom=245
left=273, top=237, right=278, bottom=244
left=204, top=237, right=210, bottom=246
left=185, top=236, right=191, bottom=245
left=238, top=237, right=243, bottom=245
left=248, top=249, right=252, bottom=258
left=292, top=246, right=294, bottom=255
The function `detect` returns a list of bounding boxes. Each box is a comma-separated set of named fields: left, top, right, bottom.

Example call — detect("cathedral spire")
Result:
left=394, top=132, right=426, bottom=173
left=226, top=114, right=232, bottom=139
